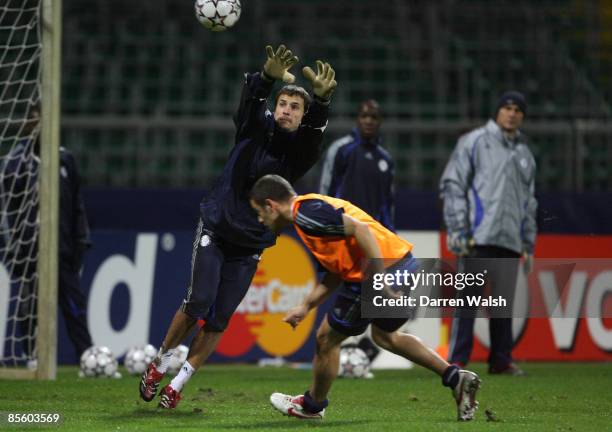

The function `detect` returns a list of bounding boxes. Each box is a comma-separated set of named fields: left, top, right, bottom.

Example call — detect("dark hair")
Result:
left=357, top=99, right=381, bottom=117
left=275, top=85, right=312, bottom=110
left=250, top=174, right=296, bottom=206
left=26, top=100, right=41, bottom=119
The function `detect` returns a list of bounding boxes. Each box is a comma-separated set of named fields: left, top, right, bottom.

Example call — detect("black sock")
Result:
left=302, top=391, right=329, bottom=413
left=442, top=365, right=460, bottom=389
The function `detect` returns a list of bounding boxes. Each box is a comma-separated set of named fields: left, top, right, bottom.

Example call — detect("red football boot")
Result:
left=158, top=384, right=182, bottom=409
left=139, top=362, right=164, bottom=402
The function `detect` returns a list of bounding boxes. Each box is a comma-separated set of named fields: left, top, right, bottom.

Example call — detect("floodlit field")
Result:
left=2, top=363, right=611, bottom=431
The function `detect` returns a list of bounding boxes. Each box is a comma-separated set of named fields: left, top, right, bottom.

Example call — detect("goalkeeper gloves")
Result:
left=302, top=60, right=337, bottom=100
left=263, top=44, right=299, bottom=83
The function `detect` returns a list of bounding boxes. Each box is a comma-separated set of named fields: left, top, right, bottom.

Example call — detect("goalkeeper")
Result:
left=140, top=44, right=337, bottom=410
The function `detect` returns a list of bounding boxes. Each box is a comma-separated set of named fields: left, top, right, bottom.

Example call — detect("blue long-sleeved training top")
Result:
left=319, top=128, right=394, bottom=231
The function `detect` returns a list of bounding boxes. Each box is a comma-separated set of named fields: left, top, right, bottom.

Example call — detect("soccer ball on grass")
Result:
left=166, top=344, right=189, bottom=376
left=79, top=346, right=121, bottom=378
left=338, top=346, right=371, bottom=378
left=123, top=344, right=157, bottom=376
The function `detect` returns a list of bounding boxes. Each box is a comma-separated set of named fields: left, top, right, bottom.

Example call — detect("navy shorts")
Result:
left=181, top=219, right=262, bottom=331
left=328, top=253, right=416, bottom=336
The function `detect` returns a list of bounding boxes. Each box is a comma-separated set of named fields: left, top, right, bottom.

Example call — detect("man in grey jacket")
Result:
left=439, top=91, right=537, bottom=376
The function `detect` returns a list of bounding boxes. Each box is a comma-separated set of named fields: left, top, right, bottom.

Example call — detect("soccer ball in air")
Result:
left=338, top=346, right=371, bottom=378
left=195, top=0, right=242, bottom=32
left=79, top=346, right=120, bottom=378
left=123, top=344, right=157, bottom=376
left=166, top=344, right=189, bottom=376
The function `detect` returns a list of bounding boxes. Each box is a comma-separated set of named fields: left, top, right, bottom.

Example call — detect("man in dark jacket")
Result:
left=1, top=104, right=93, bottom=367
left=319, top=100, right=393, bottom=367
left=320, top=99, right=393, bottom=230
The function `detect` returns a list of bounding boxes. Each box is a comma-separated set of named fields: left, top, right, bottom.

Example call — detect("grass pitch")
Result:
left=1, top=363, right=611, bottom=431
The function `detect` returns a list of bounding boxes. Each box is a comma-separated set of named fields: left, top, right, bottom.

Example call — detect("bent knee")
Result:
left=371, top=328, right=394, bottom=350
left=315, top=330, right=342, bottom=355
left=180, top=296, right=213, bottom=320
left=315, top=332, right=333, bottom=352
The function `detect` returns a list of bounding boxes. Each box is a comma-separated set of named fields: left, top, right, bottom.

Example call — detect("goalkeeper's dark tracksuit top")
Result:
left=199, top=72, right=329, bottom=249
left=319, top=129, right=395, bottom=231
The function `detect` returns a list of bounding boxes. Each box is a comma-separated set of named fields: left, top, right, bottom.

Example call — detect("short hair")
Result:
left=275, top=85, right=312, bottom=110
left=250, top=174, right=296, bottom=206
left=357, top=99, right=381, bottom=117
left=26, top=100, right=41, bottom=119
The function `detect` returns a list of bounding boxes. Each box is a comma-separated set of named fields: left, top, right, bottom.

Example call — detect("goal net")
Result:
left=0, top=0, right=60, bottom=379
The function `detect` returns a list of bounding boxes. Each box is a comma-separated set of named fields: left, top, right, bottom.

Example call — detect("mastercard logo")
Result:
left=216, top=234, right=317, bottom=357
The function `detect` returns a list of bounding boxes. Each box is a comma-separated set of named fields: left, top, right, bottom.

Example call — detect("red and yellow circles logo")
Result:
left=216, top=235, right=317, bottom=357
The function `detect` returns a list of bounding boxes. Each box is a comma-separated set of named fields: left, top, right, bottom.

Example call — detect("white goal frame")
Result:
left=0, top=0, right=61, bottom=380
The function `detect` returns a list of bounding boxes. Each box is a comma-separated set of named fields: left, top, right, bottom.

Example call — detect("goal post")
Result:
left=37, top=0, right=61, bottom=380
left=0, top=0, right=61, bottom=380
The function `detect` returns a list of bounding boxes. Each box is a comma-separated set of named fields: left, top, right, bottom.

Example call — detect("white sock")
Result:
left=156, top=349, right=175, bottom=374
left=170, top=361, right=195, bottom=392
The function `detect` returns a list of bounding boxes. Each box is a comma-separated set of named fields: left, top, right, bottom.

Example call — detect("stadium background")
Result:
left=28, top=0, right=612, bottom=363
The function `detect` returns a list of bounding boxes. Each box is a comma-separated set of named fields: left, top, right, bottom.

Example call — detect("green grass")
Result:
left=1, top=363, right=611, bottom=431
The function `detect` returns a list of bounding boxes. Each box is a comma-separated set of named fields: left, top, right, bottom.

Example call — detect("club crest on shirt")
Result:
left=200, top=234, right=211, bottom=247
left=378, top=159, right=389, bottom=172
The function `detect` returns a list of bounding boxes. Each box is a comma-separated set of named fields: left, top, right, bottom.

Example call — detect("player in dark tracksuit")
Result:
left=1, top=105, right=93, bottom=365
left=320, top=100, right=393, bottom=230
left=142, top=44, right=338, bottom=409
left=319, top=100, right=394, bottom=361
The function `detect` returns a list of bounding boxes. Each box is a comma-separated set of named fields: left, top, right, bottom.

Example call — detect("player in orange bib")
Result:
left=249, top=174, right=481, bottom=422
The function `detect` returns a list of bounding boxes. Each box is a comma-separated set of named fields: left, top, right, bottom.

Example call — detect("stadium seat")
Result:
left=55, top=0, right=611, bottom=190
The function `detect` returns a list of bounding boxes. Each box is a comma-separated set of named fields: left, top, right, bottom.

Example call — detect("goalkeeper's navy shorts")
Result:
left=181, top=219, right=262, bottom=331
left=328, top=253, right=416, bottom=336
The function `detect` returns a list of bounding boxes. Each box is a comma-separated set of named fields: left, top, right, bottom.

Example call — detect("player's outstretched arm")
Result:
left=263, top=44, right=299, bottom=83
left=233, top=45, right=298, bottom=133
left=302, top=60, right=337, bottom=101
left=284, top=272, right=341, bottom=328
left=285, top=61, right=336, bottom=180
